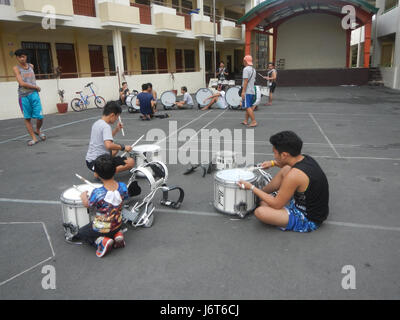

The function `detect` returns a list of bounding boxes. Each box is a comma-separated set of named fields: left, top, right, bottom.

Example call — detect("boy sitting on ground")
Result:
left=75, top=154, right=129, bottom=258
left=201, top=84, right=227, bottom=110
left=136, top=83, right=156, bottom=120
left=175, top=86, right=194, bottom=109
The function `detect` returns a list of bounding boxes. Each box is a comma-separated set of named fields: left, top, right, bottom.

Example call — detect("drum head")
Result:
left=61, top=183, right=102, bottom=204
left=225, top=86, right=242, bottom=108
left=195, top=88, right=213, bottom=106
left=160, top=91, right=176, bottom=107
left=126, top=94, right=139, bottom=110
left=132, top=144, right=161, bottom=153
left=216, top=169, right=255, bottom=183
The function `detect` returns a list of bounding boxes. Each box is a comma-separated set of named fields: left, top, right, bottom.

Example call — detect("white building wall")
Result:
left=0, top=72, right=205, bottom=120
left=276, top=14, right=346, bottom=69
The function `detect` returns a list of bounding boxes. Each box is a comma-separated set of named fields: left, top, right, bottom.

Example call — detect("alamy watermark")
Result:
left=42, top=5, right=56, bottom=30
left=341, top=265, right=356, bottom=290
left=41, top=265, right=56, bottom=290
left=341, top=5, right=357, bottom=30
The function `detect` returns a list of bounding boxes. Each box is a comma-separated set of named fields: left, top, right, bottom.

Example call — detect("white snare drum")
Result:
left=225, top=86, right=242, bottom=109
left=195, top=88, right=213, bottom=107
left=60, top=183, right=102, bottom=233
left=131, top=144, right=162, bottom=167
left=214, top=169, right=258, bottom=218
left=260, top=86, right=270, bottom=96
left=215, top=151, right=238, bottom=170
left=160, top=91, right=176, bottom=109
left=126, top=93, right=139, bottom=111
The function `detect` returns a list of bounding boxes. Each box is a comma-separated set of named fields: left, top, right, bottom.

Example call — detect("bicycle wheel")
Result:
left=70, top=98, right=85, bottom=112
left=94, top=96, right=106, bottom=109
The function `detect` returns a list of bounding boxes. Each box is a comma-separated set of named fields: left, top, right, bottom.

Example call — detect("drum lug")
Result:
left=234, top=202, right=248, bottom=219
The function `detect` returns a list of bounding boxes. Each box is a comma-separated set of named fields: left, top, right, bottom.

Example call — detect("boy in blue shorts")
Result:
left=240, top=55, right=257, bottom=128
left=13, top=49, right=46, bottom=146
left=238, top=131, right=329, bottom=233
left=75, top=154, right=129, bottom=258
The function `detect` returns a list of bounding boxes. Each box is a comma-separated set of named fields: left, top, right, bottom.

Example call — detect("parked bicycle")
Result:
left=70, top=82, right=106, bottom=112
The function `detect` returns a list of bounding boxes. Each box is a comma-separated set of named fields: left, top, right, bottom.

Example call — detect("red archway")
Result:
left=238, top=0, right=378, bottom=68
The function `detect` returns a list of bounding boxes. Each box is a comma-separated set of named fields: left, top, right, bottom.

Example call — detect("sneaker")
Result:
left=113, top=231, right=125, bottom=249
left=95, top=237, right=114, bottom=258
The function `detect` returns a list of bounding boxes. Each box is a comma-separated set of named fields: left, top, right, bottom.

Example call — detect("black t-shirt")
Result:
left=292, top=155, right=329, bottom=224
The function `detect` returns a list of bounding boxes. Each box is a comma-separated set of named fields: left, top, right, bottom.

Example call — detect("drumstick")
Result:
left=121, top=134, right=144, bottom=157
left=258, top=72, right=267, bottom=79
left=119, top=116, right=125, bottom=136
left=75, top=173, right=96, bottom=188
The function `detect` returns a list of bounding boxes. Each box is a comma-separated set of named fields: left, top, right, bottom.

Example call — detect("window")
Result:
left=184, top=49, right=195, bottom=72
left=140, top=47, right=156, bottom=74
left=73, top=0, right=96, bottom=17
left=56, top=43, right=78, bottom=78
left=135, top=0, right=151, bottom=5
left=107, top=46, right=127, bottom=75
left=88, top=45, right=105, bottom=77
left=157, top=48, right=168, bottom=73
left=175, top=49, right=184, bottom=72
left=21, top=42, right=53, bottom=79
left=182, top=0, right=193, bottom=14
left=0, top=0, right=11, bottom=5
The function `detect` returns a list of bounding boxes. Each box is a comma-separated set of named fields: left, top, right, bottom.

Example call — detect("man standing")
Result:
left=262, top=62, right=277, bottom=106
left=241, top=55, right=257, bottom=127
left=238, top=131, right=329, bottom=232
left=13, top=49, right=46, bottom=146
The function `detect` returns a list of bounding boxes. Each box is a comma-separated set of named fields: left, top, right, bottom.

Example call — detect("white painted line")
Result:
left=157, top=208, right=220, bottom=217
left=0, top=256, right=53, bottom=287
left=325, top=221, right=400, bottom=232
left=179, top=109, right=228, bottom=151
left=0, top=198, right=60, bottom=205
left=41, top=222, right=56, bottom=258
left=156, top=110, right=213, bottom=145
left=0, top=116, right=98, bottom=145
left=309, top=113, right=341, bottom=158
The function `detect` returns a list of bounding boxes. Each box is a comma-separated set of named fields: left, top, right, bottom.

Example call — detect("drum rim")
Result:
left=214, top=169, right=257, bottom=186
left=195, top=88, right=213, bottom=106
left=132, top=144, right=161, bottom=152
left=60, top=183, right=102, bottom=205
left=225, top=86, right=241, bottom=107
left=160, top=90, right=176, bottom=107
left=126, top=94, right=140, bottom=110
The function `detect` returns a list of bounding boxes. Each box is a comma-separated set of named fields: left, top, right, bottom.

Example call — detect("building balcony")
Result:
left=14, top=0, right=74, bottom=21
left=222, top=26, right=242, bottom=41
left=99, top=2, right=140, bottom=29
left=193, top=19, right=214, bottom=38
left=152, top=4, right=185, bottom=34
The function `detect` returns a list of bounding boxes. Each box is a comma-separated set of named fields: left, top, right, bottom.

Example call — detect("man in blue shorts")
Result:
left=136, top=83, right=156, bottom=120
left=13, top=49, right=46, bottom=146
left=241, top=55, right=257, bottom=127
left=238, top=131, right=329, bottom=232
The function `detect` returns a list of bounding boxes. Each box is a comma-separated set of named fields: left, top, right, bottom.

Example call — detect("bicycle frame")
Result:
left=77, top=85, right=98, bottom=106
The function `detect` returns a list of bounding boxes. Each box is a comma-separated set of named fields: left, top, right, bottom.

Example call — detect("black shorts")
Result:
left=269, top=82, right=277, bottom=93
left=86, top=156, right=127, bottom=172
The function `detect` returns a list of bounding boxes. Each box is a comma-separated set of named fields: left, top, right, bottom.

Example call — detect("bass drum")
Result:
left=195, top=88, right=213, bottom=109
left=225, top=86, right=242, bottom=110
left=126, top=90, right=139, bottom=113
left=160, top=91, right=176, bottom=110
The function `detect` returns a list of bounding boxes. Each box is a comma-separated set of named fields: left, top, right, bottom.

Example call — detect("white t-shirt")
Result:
left=183, top=92, right=194, bottom=105
left=242, top=66, right=256, bottom=94
left=86, top=119, right=113, bottom=162
left=217, top=91, right=227, bottom=109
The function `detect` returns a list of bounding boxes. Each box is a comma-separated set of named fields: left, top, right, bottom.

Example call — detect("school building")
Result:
left=0, top=0, right=248, bottom=119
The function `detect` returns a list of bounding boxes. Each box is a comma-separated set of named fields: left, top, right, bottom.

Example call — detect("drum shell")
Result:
left=126, top=94, right=139, bottom=110
left=160, top=91, right=176, bottom=108
left=60, top=183, right=101, bottom=229
left=131, top=145, right=162, bottom=167
left=214, top=173, right=257, bottom=215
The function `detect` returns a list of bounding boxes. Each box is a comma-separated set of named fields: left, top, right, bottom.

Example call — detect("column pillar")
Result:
left=112, top=28, right=124, bottom=79
left=346, top=29, right=351, bottom=68
left=364, top=20, right=372, bottom=68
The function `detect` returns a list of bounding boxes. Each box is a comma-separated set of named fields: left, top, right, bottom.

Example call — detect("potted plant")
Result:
left=57, top=89, right=68, bottom=113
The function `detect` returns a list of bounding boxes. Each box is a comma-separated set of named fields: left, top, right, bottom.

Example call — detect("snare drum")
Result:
left=131, top=144, right=162, bottom=167
left=215, top=151, right=238, bottom=170
left=260, top=86, right=270, bottom=96
left=61, top=183, right=102, bottom=240
left=195, top=88, right=213, bottom=108
left=225, top=86, right=242, bottom=109
left=214, top=169, right=257, bottom=218
left=160, top=91, right=176, bottom=110
left=126, top=93, right=139, bottom=113
left=253, top=85, right=262, bottom=106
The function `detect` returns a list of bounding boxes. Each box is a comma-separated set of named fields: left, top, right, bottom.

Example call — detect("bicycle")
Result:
left=70, top=82, right=106, bottom=112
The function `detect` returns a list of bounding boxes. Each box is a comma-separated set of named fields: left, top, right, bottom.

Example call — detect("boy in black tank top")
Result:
left=238, top=131, right=329, bottom=232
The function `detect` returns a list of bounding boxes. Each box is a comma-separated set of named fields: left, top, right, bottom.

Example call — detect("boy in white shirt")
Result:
left=201, top=84, right=227, bottom=110
left=176, top=86, right=194, bottom=109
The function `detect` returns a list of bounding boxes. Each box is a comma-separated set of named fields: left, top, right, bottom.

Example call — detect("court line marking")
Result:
left=179, top=109, right=228, bottom=151
left=0, top=221, right=55, bottom=287
left=1, top=199, right=400, bottom=233
left=309, top=113, right=341, bottom=158
left=155, top=110, right=213, bottom=145
left=0, top=116, right=99, bottom=145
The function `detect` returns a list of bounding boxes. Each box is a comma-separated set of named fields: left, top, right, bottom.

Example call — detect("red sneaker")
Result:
left=113, top=231, right=125, bottom=249
left=95, top=237, right=114, bottom=258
